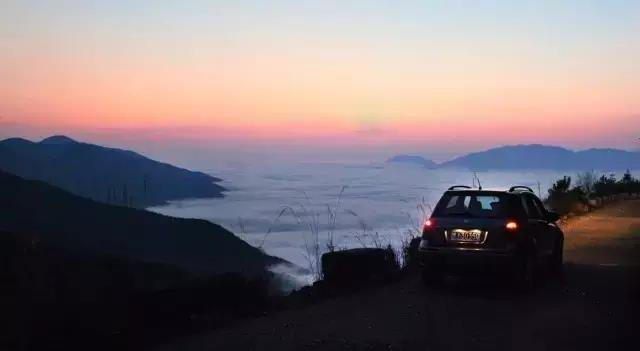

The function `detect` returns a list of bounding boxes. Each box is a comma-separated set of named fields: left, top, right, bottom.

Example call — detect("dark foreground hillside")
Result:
left=0, top=169, right=288, bottom=350
left=0, top=230, right=275, bottom=350
left=0, top=135, right=225, bottom=207
left=0, top=170, right=280, bottom=275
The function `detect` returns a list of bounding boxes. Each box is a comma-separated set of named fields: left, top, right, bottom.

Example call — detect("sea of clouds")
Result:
left=149, top=160, right=628, bottom=289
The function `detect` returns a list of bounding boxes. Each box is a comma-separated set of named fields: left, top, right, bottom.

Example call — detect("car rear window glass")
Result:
left=434, top=193, right=507, bottom=218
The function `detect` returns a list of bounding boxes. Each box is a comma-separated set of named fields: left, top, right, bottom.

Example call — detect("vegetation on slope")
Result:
left=0, top=169, right=280, bottom=275
left=546, top=170, right=640, bottom=215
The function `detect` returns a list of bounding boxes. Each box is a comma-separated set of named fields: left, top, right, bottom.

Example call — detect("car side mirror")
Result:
left=547, top=211, right=560, bottom=222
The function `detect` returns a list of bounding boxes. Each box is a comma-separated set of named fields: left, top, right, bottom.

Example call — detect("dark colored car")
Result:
left=419, top=185, right=564, bottom=290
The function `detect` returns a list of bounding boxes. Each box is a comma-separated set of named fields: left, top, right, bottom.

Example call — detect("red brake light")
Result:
left=423, top=219, right=434, bottom=230
left=505, top=221, right=518, bottom=231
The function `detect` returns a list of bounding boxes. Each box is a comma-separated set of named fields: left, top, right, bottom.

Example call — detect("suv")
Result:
left=419, top=185, right=564, bottom=290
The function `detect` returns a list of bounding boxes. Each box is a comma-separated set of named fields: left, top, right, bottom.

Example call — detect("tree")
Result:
left=576, top=171, right=596, bottom=197
left=620, top=170, right=637, bottom=196
left=548, top=176, right=571, bottom=197
left=122, top=184, right=129, bottom=207
left=594, top=174, right=617, bottom=198
left=547, top=176, right=585, bottom=215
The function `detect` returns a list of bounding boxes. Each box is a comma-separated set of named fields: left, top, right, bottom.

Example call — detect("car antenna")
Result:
left=474, top=172, right=482, bottom=190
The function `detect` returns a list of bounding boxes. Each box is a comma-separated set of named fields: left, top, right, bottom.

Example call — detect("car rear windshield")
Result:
left=433, top=193, right=508, bottom=218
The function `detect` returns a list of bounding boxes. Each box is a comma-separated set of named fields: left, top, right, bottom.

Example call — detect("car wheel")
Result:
left=550, top=236, right=564, bottom=275
left=513, top=254, right=535, bottom=292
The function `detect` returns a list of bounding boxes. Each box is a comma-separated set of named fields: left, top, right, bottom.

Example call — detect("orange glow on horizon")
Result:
left=1, top=1, right=638, bottom=149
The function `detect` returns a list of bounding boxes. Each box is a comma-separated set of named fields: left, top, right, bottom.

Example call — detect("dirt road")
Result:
left=158, top=200, right=640, bottom=351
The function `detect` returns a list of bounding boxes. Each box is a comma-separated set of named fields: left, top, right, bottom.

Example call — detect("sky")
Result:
left=1, top=0, right=639, bottom=162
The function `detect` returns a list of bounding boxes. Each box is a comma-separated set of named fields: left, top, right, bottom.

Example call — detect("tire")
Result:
left=512, top=253, right=535, bottom=292
left=550, top=236, right=564, bottom=275
left=421, top=267, right=443, bottom=286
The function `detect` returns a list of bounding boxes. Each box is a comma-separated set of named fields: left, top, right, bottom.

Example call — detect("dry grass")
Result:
left=257, top=188, right=434, bottom=279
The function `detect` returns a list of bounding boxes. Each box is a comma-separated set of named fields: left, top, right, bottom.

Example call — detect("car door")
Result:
left=521, top=194, right=552, bottom=257
left=524, top=194, right=554, bottom=256
left=529, top=195, right=555, bottom=256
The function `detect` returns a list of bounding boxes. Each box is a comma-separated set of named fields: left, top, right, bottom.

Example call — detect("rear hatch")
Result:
left=423, top=191, right=517, bottom=250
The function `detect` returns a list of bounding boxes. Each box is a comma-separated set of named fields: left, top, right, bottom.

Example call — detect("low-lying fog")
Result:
left=148, top=161, right=628, bottom=285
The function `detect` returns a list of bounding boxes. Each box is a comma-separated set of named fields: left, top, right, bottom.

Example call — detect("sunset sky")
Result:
left=1, top=1, right=639, bottom=161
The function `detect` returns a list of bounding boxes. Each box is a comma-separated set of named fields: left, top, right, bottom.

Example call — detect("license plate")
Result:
left=450, top=229, right=482, bottom=242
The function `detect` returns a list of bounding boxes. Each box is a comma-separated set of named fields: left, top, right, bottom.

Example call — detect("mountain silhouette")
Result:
left=40, top=135, right=78, bottom=144
left=386, top=155, right=438, bottom=169
left=0, top=135, right=225, bottom=207
left=390, top=144, right=640, bottom=171
left=0, top=169, right=281, bottom=275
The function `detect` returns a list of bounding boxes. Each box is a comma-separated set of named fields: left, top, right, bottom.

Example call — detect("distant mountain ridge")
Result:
left=388, top=144, right=640, bottom=170
left=0, top=135, right=225, bottom=207
left=0, top=169, right=281, bottom=275
left=386, top=155, right=437, bottom=169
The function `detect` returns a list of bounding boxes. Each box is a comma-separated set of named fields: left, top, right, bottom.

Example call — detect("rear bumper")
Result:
left=419, top=246, right=517, bottom=274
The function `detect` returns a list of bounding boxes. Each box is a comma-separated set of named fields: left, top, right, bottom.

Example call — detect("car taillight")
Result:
left=423, top=218, right=434, bottom=231
left=505, top=221, right=518, bottom=231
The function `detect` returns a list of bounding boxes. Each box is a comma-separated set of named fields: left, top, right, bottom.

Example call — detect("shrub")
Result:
left=402, top=236, right=422, bottom=271
left=547, top=176, right=587, bottom=215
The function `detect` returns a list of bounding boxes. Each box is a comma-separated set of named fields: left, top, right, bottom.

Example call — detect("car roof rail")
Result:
left=448, top=185, right=472, bottom=191
left=508, top=186, right=534, bottom=193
